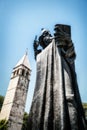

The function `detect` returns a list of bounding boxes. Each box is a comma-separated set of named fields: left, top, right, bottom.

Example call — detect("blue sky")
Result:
left=0, top=0, right=87, bottom=113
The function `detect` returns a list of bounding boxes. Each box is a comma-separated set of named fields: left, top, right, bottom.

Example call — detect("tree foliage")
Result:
left=22, top=112, right=29, bottom=130
left=83, top=103, right=87, bottom=120
left=0, top=95, right=4, bottom=111
left=0, top=119, right=8, bottom=130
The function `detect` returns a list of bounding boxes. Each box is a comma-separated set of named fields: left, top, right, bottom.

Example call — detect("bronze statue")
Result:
left=28, top=24, right=87, bottom=130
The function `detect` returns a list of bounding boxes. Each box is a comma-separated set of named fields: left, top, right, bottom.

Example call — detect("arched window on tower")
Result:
left=13, top=71, right=16, bottom=77
left=26, top=71, right=29, bottom=79
left=17, top=70, right=19, bottom=75
left=22, top=69, right=25, bottom=76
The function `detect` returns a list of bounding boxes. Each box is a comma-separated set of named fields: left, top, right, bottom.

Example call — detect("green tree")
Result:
left=0, top=95, right=4, bottom=111
left=0, top=119, right=8, bottom=130
left=83, top=103, right=87, bottom=120
left=22, top=112, right=29, bottom=130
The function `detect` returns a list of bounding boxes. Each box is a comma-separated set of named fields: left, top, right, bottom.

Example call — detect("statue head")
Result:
left=41, top=28, right=50, bottom=36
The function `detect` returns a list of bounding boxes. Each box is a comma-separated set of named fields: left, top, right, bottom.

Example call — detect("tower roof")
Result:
left=15, top=53, right=31, bottom=70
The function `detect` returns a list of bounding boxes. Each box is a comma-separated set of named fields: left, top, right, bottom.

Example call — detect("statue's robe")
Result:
left=28, top=40, right=87, bottom=130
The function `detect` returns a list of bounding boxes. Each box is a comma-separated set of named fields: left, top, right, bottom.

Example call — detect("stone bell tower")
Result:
left=0, top=52, right=31, bottom=130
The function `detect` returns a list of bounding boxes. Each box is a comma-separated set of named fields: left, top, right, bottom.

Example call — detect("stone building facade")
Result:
left=0, top=53, right=31, bottom=130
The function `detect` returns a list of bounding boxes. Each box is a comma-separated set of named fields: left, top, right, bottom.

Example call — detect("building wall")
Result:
left=0, top=65, right=31, bottom=130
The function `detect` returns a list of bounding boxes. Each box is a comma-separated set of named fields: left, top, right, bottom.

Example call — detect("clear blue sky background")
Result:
left=0, top=0, right=87, bottom=113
